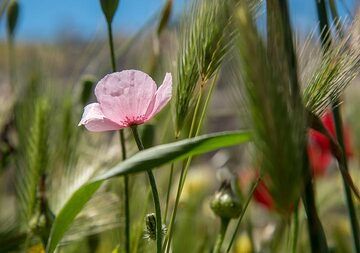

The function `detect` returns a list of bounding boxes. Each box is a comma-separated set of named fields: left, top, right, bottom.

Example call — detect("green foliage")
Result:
left=16, top=97, right=50, bottom=226
left=175, top=0, right=235, bottom=133
left=234, top=2, right=305, bottom=213
left=46, top=130, right=251, bottom=253
left=302, top=17, right=360, bottom=116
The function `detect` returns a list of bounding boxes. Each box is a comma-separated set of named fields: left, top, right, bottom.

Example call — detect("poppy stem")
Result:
left=213, top=218, right=230, bottom=253
left=106, top=16, right=131, bottom=253
left=130, top=125, right=163, bottom=253
left=107, top=21, right=117, bottom=73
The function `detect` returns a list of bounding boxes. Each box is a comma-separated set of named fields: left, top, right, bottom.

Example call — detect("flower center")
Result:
left=121, top=115, right=147, bottom=126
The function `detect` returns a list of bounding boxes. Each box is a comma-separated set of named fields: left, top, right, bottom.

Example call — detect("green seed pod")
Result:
left=80, top=75, right=96, bottom=106
left=210, top=180, right=242, bottom=219
left=100, top=0, right=119, bottom=24
left=143, top=213, right=167, bottom=241
left=6, top=0, right=19, bottom=38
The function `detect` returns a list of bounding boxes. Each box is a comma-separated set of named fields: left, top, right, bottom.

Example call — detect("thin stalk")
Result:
left=315, top=1, right=360, bottom=252
left=213, top=218, right=230, bottom=253
left=130, top=125, right=162, bottom=253
left=333, top=107, right=360, bottom=253
left=291, top=206, right=299, bottom=253
left=195, top=75, right=218, bottom=136
left=7, top=35, right=15, bottom=91
left=189, top=87, right=204, bottom=138
left=165, top=76, right=219, bottom=252
left=164, top=86, right=203, bottom=252
left=163, top=162, right=174, bottom=223
left=107, top=16, right=130, bottom=253
left=107, top=22, right=117, bottom=72
left=226, top=177, right=260, bottom=253
left=301, top=151, right=329, bottom=253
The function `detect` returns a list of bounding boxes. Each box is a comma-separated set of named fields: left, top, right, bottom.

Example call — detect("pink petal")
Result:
left=146, top=73, right=172, bottom=119
left=78, top=103, right=124, bottom=132
left=95, top=70, right=157, bottom=125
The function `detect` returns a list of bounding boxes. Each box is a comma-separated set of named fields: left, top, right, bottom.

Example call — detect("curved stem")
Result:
left=213, top=218, right=230, bottom=253
left=107, top=17, right=130, bottom=252
left=291, top=206, right=299, bottom=253
left=332, top=107, right=360, bottom=253
left=163, top=162, right=174, bottom=223
left=165, top=75, right=219, bottom=252
left=315, top=1, right=360, bottom=251
left=226, top=177, right=260, bottom=253
left=131, top=125, right=162, bottom=253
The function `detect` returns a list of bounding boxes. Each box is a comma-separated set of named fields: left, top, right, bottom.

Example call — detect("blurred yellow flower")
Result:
left=234, top=233, right=253, bottom=253
left=27, top=244, right=45, bottom=253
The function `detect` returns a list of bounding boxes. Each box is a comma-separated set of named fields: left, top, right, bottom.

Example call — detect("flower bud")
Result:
left=143, top=213, right=167, bottom=241
left=6, top=0, right=19, bottom=38
left=210, top=180, right=242, bottom=219
left=100, top=0, right=119, bottom=24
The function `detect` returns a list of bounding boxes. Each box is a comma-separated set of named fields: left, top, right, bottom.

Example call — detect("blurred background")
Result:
left=0, top=0, right=359, bottom=253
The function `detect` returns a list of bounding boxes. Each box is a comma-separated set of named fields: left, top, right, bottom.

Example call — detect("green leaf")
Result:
left=46, top=130, right=251, bottom=253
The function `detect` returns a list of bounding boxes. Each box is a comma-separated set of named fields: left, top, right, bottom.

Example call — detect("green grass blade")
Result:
left=46, top=130, right=251, bottom=253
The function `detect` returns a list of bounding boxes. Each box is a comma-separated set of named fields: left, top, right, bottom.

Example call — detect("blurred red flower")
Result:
left=252, top=110, right=353, bottom=210
left=308, top=111, right=353, bottom=176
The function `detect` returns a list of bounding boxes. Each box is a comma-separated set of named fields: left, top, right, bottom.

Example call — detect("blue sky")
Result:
left=0, top=0, right=357, bottom=42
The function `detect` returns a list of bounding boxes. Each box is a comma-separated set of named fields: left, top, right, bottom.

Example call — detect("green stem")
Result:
left=332, top=107, right=360, bottom=253
left=315, top=1, right=360, bottom=251
left=188, top=87, right=203, bottom=138
left=301, top=151, right=329, bottom=253
left=165, top=76, right=219, bottom=252
left=195, top=75, right=218, bottom=136
left=7, top=35, right=15, bottom=91
left=124, top=175, right=130, bottom=253
left=213, top=218, right=230, bottom=253
left=130, top=125, right=162, bottom=253
left=226, top=177, right=260, bottom=253
left=163, top=162, right=174, bottom=223
left=164, top=88, right=203, bottom=252
left=108, top=15, right=130, bottom=252
left=107, top=21, right=117, bottom=72
left=118, top=130, right=130, bottom=253
left=291, top=206, right=299, bottom=253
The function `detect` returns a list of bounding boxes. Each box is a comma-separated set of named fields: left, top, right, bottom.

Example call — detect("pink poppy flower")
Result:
left=79, top=70, right=172, bottom=132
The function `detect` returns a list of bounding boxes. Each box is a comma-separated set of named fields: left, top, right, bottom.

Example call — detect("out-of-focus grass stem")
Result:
left=315, top=1, right=360, bottom=252
left=165, top=77, right=215, bottom=252
left=7, top=35, right=15, bottom=90
left=269, top=0, right=329, bottom=251
left=105, top=9, right=130, bottom=253
left=164, top=161, right=174, bottom=224
left=291, top=205, right=299, bottom=253
left=226, top=177, right=260, bottom=253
